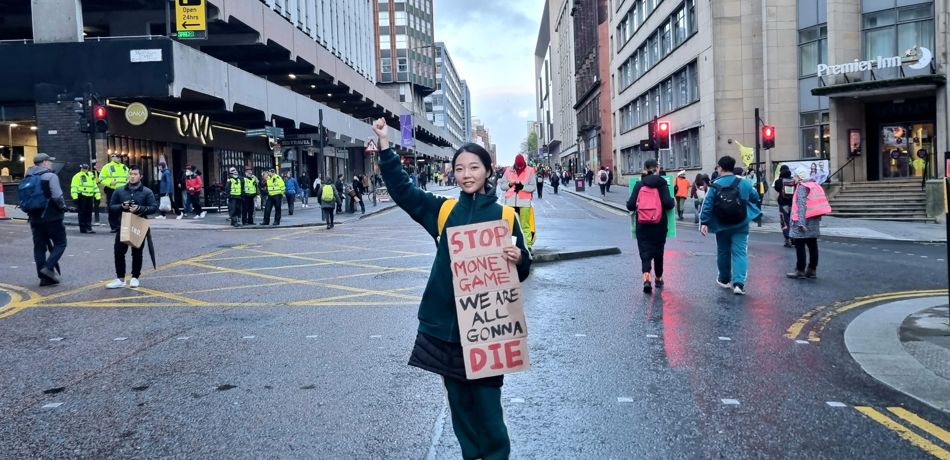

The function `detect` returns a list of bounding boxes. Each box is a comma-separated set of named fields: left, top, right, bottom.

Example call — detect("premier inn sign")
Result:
left=816, top=46, right=932, bottom=77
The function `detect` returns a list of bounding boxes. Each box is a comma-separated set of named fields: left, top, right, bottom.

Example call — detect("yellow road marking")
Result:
left=204, top=248, right=352, bottom=261
left=134, top=287, right=208, bottom=306
left=290, top=286, right=420, bottom=305
left=244, top=248, right=428, bottom=273
left=785, top=289, right=948, bottom=342
left=184, top=260, right=421, bottom=300
left=855, top=407, right=950, bottom=459
left=808, top=291, right=946, bottom=342
left=888, top=407, right=950, bottom=445
left=28, top=301, right=417, bottom=308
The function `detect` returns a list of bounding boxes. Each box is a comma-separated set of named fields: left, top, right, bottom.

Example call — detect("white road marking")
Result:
left=920, top=255, right=927, bottom=258
left=646, top=334, right=659, bottom=338
left=9, top=266, right=17, bottom=269
left=617, top=397, right=634, bottom=403
left=113, top=337, right=128, bottom=341
left=795, top=340, right=809, bottom=345
left=242, top=335, right=255, bottom=339
left=42, top=402, right=64, bottom=409
left=574, top=333, right=587, bottom=337
left=306, top=335, right=319, bottom=339
left=49, top=337, right=64, bottom=342
left=718, top=337, right=732, bottom=341
left=826, top=401, right=847, bottom=407
left=370, top=335, right=382, bottom=338
left=509, top=398, right=525, bottom=403
left=938, top=259, right=945, bottom=262
left=721, top=399, right=740, bottom=405
left=176, top=336, right=190, bottom=340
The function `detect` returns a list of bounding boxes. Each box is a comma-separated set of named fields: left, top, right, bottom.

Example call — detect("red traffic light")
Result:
left=762, top=125, right=775, bottom=149
left=763, top=126, right=774, bottom=138
left=94, top=105, right=107, bottom=120
left=658, top=121, right=669, bottom=133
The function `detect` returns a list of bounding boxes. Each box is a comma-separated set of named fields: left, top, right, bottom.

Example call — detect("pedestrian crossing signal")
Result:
left=93, top=105, right=109, bottom=133
left=656, top=121, right=670, bottom=149
left=762, top=125, right=775, bottom=149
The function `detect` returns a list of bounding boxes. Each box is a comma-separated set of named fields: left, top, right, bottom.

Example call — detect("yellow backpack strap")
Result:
left=502, top=205, right=516, bottom=234
left=437, top=199, right=458, bottom=237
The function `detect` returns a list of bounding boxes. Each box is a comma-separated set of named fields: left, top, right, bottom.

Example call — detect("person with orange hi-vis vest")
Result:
left=501, top=154, right=537, bottom=249
left=786, top=167, right=831, bottom=280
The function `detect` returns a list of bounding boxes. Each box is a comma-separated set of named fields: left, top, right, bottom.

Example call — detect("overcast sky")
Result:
left=434, top=0, right=545, bottom=167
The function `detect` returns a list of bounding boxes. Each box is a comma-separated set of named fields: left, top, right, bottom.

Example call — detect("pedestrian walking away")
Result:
left=673, top=170, right=690, bottom=221
left=284, top=172, right=300, bottom=216
left=690, top=173, right=708, bottom=224
left=596, top=166, right=609, bottom=197
left=106, top=165, right=157, bottom=289
left=786, top=167, right=831, bottom=280
left=502, top=153, right=538, bottom=250
left=550, top=171, right=560, bottom=194
left=372, top=118, right=531, bottom=460
left=98, top=152, right=129, bottom=232
left=606, top=167, right=614, bottom=193
left=699, top=155, right=762, bottom=296
left=585, top=167, right=594, bottom=187
left=773, top=165, right=795, bottom=248
left=22, top=153, right=68, bottom=286
left=319, top=180, right=340, bottom=228
left=262, top=170, right=284, bottom=226
left=627, top=159, right=675, bottom=293
left=70, top=163, right=100, bottom=233
left=156, top=161, right=179, bottom=219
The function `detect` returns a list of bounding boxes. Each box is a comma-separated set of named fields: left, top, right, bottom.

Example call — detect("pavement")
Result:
left=560, top=180, right=950, bottom=416
left=558, top=181, right=947, bottom=243
left=846, top=297, right=950, bottom=413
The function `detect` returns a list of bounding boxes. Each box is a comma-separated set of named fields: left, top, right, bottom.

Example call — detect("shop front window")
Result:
left=863, top=4, right=933, bottom=79
left=880, top=123, right=934, bottom=179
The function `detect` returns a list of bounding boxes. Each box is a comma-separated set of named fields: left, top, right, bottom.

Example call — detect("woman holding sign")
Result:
left=372, top=118, right=531, bottom=460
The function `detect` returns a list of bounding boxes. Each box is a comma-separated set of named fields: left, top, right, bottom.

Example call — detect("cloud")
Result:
left=435, top=0, right=545, bottom=165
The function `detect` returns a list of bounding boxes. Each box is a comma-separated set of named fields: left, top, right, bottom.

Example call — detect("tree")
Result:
left=520, top=131, right=539, bottom=164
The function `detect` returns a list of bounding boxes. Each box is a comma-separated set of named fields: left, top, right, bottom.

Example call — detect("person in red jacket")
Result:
left=183, top=166, right=206, bottom=219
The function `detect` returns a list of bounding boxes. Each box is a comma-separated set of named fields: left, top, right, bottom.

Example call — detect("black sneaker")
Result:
left=643, top=280, right=652, bottom=294
left=654, top=279, right=665, bottom=289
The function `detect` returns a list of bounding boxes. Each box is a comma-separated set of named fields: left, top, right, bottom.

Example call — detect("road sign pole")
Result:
left=945, top=151, right=949, bottom=324
left=165, top=0, right=172, bottom=36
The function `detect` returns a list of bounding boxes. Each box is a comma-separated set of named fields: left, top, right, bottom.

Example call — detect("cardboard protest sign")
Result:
left=447, top=219, right=529, bottom=380
left=628, top=175, right=676, bottom=239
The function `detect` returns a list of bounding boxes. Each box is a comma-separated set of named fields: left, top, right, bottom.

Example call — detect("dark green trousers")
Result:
left=443, top=377, right=510, bottom=460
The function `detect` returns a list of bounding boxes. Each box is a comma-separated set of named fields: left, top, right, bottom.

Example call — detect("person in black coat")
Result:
left=626, top=159, right=675, bottom=293
left=107, top=165, right=157, bottom=288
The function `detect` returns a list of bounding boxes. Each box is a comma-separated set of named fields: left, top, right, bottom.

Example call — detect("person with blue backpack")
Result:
left=626, top=159, right=675, bottom=294
left=699, top=155, right=762, bottom=295
left=20, top=153, right=68, bottom=286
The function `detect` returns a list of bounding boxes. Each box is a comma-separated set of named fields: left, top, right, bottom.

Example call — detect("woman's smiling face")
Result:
left=454, top=151, right=489, bottom=195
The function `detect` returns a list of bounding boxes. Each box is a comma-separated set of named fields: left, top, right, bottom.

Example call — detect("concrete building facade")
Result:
left=424, top=42, right=465, bottom=147
left=609, top=0, right=946, bottom=215
left=534, top=0, right=580, bottom=174
left=0, top=0, right=455, bottom=210
left=374, top=0, right=437, bottom=116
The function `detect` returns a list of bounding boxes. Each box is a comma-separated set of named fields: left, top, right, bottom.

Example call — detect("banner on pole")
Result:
left=447, top=220, right=529, bottom=380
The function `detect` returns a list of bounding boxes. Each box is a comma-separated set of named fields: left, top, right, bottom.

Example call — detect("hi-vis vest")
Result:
left=244, top=176, right=258, bottom=195
left=228, top=177, right=243, bottom=196
left=267, top=175, right=285, bottom=196
left=98, top=161, right=129, bottom=189
left=70, top=171, right=100, bottom=199
left=503, top=167, right=535, bottom=205
left=791, top=181, right=832, bottom=221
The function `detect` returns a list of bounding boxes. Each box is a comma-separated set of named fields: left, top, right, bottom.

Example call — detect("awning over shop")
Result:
left=811, top=74, right=946, bottom=98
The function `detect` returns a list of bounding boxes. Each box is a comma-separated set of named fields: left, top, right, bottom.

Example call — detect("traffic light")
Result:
left=656, top=120, right=670, bottom=149
left=74, top=97, right=91, bottom=133
left=93, top=105, right=108, bottom=132
left=762, top=125, right=775, bottom=149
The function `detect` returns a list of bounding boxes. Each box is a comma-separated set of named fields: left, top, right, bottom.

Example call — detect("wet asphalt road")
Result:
left=0, top=188, right=947, bottom=459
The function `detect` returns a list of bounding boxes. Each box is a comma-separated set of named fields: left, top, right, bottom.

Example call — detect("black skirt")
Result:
left=408, top=332, right=503, bottom=388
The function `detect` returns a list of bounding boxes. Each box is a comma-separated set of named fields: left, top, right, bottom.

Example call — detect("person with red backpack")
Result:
left=626, top=159, right=675, bottom=293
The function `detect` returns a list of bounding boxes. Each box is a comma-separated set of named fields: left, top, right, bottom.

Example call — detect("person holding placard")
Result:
left=372, top=118, right=531, bottom=460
